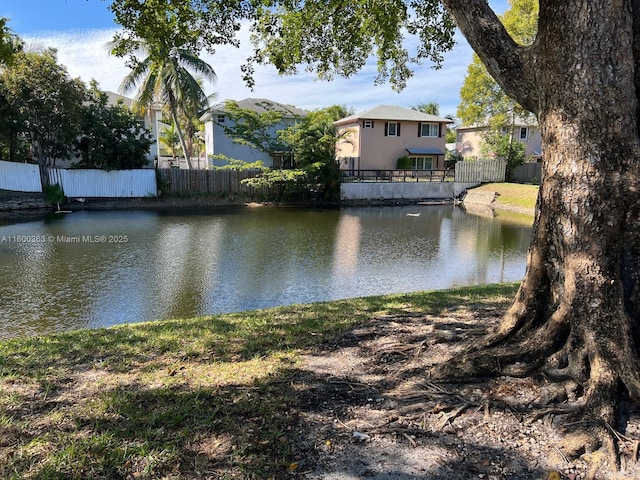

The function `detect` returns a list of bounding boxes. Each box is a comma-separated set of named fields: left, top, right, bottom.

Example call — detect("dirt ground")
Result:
left=287, top=302, right=640, bottom=480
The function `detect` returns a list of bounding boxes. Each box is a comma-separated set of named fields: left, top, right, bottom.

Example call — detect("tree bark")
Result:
left=436, top=0, right=640, bottom=464
left=168, top=93, right=193, bottom=170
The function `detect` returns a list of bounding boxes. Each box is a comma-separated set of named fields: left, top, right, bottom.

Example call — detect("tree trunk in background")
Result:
left=168, top=96, right=193, bottom=170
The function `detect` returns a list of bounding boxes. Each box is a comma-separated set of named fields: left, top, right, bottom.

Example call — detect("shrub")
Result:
left=397, top=156, right=411, bottom=169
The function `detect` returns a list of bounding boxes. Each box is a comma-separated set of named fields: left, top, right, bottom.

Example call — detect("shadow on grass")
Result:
left=0, top=283, right=539, bottom=479
left=2, top=365, right=546, bottom=480
left=0, top=283, right=519, bottom=379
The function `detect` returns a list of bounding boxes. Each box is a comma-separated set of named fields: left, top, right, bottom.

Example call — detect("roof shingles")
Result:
left=335, top=105, right=452, bottom=125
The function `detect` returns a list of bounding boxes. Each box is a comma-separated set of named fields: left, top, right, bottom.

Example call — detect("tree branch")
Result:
left=440, top=0, right=538, bottom=113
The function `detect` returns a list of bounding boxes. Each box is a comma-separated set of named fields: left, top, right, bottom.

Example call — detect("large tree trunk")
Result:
left=436, top=0, right=640, bottom=465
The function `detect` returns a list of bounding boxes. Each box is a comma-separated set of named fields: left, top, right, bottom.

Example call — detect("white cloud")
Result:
left=24, top=25, right=474, bottom=118
left=24, top=29, right=129, bottom=92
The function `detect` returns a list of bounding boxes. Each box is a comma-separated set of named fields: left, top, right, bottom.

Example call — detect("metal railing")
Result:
left=341, top=169, right=455, bottom=183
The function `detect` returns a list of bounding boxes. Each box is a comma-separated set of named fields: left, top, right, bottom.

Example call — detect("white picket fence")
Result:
left=0, top=160, right=43, bottom=192
left=455, top=158, right=506, bottom=183
left=48, top=168, right=157, bottom=197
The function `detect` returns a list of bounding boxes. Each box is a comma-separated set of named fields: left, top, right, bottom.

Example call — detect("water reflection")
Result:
left=0, top=205, right=532, bottom=339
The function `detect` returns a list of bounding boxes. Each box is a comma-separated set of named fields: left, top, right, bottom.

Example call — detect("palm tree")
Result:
left=114, top=39, right=216, bottom=169
left=159, top=124, right=180, bottom=161
left=411, top=101, right=440, bottom=116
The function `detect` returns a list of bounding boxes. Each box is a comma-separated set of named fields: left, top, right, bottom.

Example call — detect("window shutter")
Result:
left=418, top=123, right=422, bottom=137
left=397, top=123, right=401, bottom=136
left=384, top=122, right=388, bottom=136
left=371, top=121, right=374, bottom=128
left=439, top=123, right=443, bottom=137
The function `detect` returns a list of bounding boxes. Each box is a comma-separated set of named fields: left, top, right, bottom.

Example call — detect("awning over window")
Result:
left=405, top=147, right=445, bottom=155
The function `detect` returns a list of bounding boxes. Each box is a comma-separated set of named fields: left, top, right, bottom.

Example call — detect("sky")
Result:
left=1, top=0, right=510, bottom=117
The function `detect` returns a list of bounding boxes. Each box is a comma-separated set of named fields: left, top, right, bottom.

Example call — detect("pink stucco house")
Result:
left=334, top=105, right=453, bottom=172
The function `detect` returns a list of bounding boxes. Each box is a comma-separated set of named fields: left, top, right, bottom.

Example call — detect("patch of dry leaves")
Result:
left=287, top=305, right=640, bottom=480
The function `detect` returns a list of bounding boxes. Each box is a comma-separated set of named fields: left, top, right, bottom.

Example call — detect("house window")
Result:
left=409, top=156, right=433, bottom=170
left=386, top=122, right=400, bottom=137
left=420, top=123, right=439, bottom=137
left=520, top=127, right=528, bottom=139
left=272, top=151, right=294, bottom=169
left=217, top=114, right=225, bottom=123
left=363, top=120, right=374, bottom=128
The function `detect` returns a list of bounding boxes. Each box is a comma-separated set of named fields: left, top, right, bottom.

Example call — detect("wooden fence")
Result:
left=454, top=158, right=506, bottom=183
left=510, top=162, right=542, bottom=184
left=156, top=168, right=269, bottom=196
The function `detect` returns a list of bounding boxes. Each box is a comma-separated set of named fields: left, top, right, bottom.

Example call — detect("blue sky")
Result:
left=1, top=0, right=510, bottom=117
left=1, top=0, right=117, bottom=32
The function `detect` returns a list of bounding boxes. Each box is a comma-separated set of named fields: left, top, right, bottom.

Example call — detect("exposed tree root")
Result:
left=432, top=401, right=474, bottom=431
left=427, top=296, right=640, bottom=470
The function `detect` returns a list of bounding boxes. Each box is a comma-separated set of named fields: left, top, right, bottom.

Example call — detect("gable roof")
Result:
left=457, top=114, right=538, bottom=131
left=104, top=91, right=133, bottom=108
left=334, top=105, right=453, bottom=126
left=209, top=98, right=307, bottom=118
left=102, top=91, right=163, bottom=112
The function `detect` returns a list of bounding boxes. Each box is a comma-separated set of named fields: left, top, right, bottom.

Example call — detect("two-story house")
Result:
left=456, top=118, right=542, bottom=161
left=200, top=98, right=307, bottom=168
left=334, top=105, right=453, bottom=172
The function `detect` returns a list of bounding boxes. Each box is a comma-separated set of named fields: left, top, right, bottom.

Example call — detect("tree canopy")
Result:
left=110, top=0, right=456, bottom=92
left=0, top=49, right=85, bottom=167
left=74, top=83, right=153, bottom=170
left=0, top=17, right=22, bottom=67
left=411, top=102, right=440, bottom=116
left=216, top=99, right=293, bottom=160
left=0, top=45, right=153, bottom=171
left=456, top=0, right=538, bottom=128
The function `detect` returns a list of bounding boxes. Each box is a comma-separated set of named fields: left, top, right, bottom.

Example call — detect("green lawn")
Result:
left=472, top=182, right=539, bottom=212
left=0, top=283, right=519, bottom=479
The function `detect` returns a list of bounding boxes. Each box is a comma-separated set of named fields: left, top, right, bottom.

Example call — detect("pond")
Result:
left=0, top=205, right=532, bottom=339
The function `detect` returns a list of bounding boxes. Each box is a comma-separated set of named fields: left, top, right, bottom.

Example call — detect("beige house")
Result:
left=456, top=119, right=542, bottom=161
left=334, top=105, right=453, bottom=171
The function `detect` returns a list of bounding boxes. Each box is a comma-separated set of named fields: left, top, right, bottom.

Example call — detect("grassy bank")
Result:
left=472, top=182, right=539, bottom=214
left=0, top=284, right=518, bottom=479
